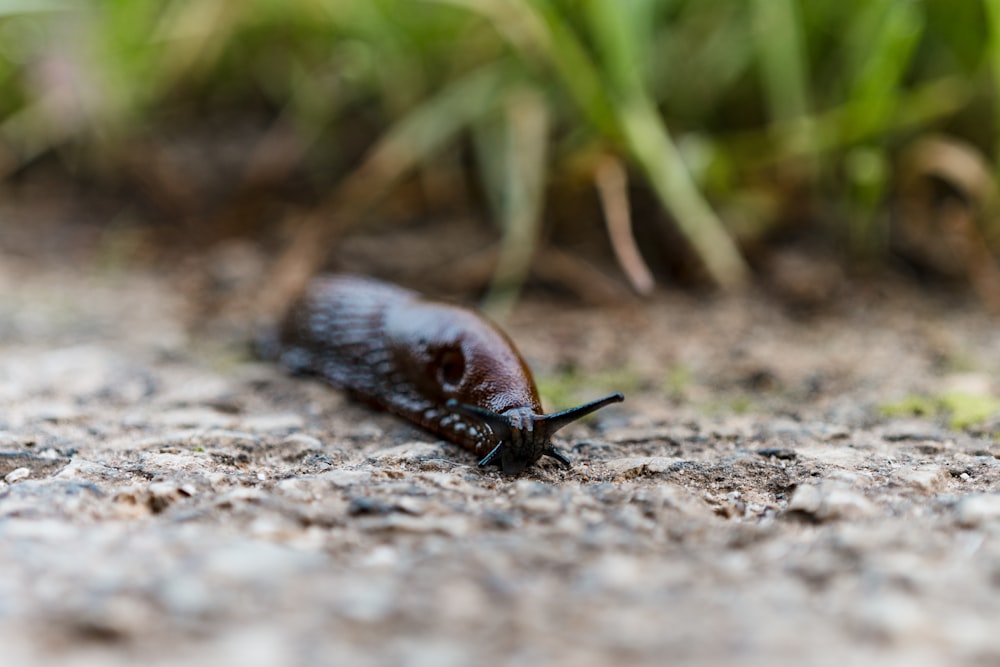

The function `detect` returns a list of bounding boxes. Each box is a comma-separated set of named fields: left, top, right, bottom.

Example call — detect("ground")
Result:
left=2, top=223, right=1000, bottom=667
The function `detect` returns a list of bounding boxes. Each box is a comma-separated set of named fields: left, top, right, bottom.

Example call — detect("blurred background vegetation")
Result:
left=3, top=0, right=1000, bottom=310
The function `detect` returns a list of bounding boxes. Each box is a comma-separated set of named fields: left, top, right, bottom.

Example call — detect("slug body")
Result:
left=270, top=275, right=623, bottom=474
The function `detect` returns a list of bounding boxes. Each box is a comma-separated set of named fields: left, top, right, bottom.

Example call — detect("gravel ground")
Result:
left=2, top=250, right=1000, bottom=667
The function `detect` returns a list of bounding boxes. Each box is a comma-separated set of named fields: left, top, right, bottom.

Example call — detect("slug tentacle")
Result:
left=445, top=392, right=624, bottom=473
left=270, top=274, right=624, bottom=474
left=534, top=393, right=626, bottom=430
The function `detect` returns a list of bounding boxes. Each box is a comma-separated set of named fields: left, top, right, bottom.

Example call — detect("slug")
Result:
left=267, top=274, right=623, bottom=474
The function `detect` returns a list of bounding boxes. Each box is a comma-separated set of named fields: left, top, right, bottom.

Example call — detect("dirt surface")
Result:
left=3, top=238, right=1000, bottom=667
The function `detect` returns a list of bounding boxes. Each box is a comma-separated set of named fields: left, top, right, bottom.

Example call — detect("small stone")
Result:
left=0, top=479, right=104, bottom=517
left=896, top=465, right=948, bottom=493
left=608, top=427, right=686, bottom=445
left=602, top=457, right=675, bottom=479
left=56, top=457, right=130, bottom=482
left=825, top=470, right=867, bottom=487
left=0, top=451, right=70, bottom=477
left=718, top=491, right=747, bottom=519
left=357, top=513, right=469, bottom=536
left=372, top=442, right=446, bottom=464
left=954, top=494, right=1000, bottom=527
left=795, top=444, right=869, bottom=468
left=821, top=488, right=877, bottom=520
left=787, top=482, right=876, bottom=521
left=4, top=467, right=30, bottom=483
left=281, top=433, right=323, bottom=450
left=348, top=496, right=395, bottom=516
left=787, top=484, right=823, bottom=515
left=881, top=420, right=947, bottom=442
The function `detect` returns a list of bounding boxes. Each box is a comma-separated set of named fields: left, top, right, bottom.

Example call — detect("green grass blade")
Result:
left=0, top=0, right=72, bottom=15
left=751, top=0, right=815, bottom=166
left=619, top=97, right=750, bottom=289
left=477, top=87, right=551, bottom=315
left=840, top=2, right=924, bottom=256
left=334, top=61, right=513, bottom=212
left=752, top=0, right=810, bottom=123
left=727, top=76, right=972, bottom=166
left=585, top=0, right=750, bottom=288
left=432, top=0, right=619, bottom=136
left=842, top=3, right=925, bottom=140
left=985, top=0, right=1000, bottom=178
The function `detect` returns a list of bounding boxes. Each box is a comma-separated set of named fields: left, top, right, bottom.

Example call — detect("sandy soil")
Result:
left=2, top=237, right=1000, bottom=667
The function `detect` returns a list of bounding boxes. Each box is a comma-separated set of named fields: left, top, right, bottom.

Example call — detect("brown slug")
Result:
left=265, top=274, right=623, bottom=474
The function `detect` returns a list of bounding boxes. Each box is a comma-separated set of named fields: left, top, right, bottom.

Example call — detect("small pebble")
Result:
left=787, top=484, right=822, bottom=515
left=4, top=467, right=30, bottom=483
left=881, top=420, right=947, bottom=442
left=896, top=465, right=948, bottom=494
left=281, top=433, right=324, bottom=450
left=372, top=442, right=445, bottom=464
left=602, top=457, right=675, bottom=479
left=787, top=482, right=877, bottom=521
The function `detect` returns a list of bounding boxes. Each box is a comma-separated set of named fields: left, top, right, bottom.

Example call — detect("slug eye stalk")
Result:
left=446, top=392, right=624, bottom=471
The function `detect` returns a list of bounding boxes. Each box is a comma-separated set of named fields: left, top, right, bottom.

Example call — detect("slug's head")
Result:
left=445, top=393, right=624, bottom=475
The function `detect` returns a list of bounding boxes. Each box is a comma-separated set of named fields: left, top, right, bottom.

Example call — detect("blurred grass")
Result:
left=2, top=1, right=1000, bottom=290
left=881, top=391, right=1000, bottom=430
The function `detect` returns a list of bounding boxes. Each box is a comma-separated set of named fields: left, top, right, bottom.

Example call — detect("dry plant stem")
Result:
left=893, top=134, right=1000, bottom=312
left=594, top=155, right=655, bottom=295
left=254, top=139, right=414, bottom=321
left=899, top=136, right=997, bottom=207
left=119, top=142, right=201, bottom=218
left=579, top=0, right=748, bottom=290
left=240, top=117, right=311, bottom=191
left=432, top=244, right=502, bottom=293
left=435, top=243, right=633, bottom=307
left=532, top=245, right=635, bottom=306
left=618, top=99, right=750, bottom=290
left=256, top=210, right=346, bottom=322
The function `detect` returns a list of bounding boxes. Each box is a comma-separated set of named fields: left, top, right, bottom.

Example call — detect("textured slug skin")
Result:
left=272, top=274, right=543, bottom=459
